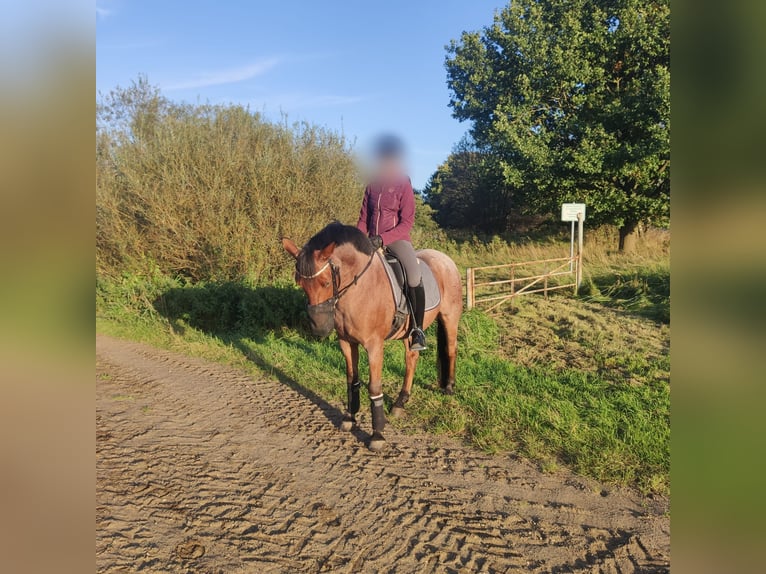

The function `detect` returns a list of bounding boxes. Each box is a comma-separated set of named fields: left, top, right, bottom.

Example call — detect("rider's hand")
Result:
left=370, top=235, right=383, bottom=250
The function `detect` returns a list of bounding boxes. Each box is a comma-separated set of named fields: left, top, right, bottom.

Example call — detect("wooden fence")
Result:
left=466, top=252, right=582, bottom=312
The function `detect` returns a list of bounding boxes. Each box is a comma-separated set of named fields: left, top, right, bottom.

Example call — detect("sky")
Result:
left=96, top=0, right=507, bottom=190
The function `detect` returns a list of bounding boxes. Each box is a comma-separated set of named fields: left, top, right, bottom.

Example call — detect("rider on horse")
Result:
left=356, top=135, right=427, bottom=351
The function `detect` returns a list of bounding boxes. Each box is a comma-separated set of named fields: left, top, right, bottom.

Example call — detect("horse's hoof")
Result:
left=390, top=406, right=405, bottom=419
left=339, top=417, right=356, bottom=431
left=441, top=385, right=454, bottom=396
left=368, top=433, right=386, bottom=452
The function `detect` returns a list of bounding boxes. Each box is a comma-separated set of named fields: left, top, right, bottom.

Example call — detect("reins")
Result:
left=334, top=250, right=376, bottom=301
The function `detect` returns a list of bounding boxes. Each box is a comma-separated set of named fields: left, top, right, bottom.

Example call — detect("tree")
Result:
left=446, top=0, right=669, bottom=250
left=424, top=138, right=514, bottom=232
left=97, top=74, right=168, bottom=141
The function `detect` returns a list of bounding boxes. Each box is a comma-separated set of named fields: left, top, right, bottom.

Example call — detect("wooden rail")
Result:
left=466, top=253, right=582, bottom=311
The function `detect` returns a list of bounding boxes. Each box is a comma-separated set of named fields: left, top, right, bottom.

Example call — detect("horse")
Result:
left=282, top=222, right=463, bottom=451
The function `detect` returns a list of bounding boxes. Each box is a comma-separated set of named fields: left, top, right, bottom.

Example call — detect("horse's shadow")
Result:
left=228, top=337, right=370, bottom=445
left=152, top=282, right=369, bottom=444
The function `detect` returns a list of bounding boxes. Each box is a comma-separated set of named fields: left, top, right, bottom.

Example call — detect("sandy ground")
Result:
left=96, top=334, right=669, bottom=573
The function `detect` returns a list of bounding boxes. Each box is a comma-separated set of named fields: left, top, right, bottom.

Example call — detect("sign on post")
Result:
left=561, top=203, right=586, bottom=221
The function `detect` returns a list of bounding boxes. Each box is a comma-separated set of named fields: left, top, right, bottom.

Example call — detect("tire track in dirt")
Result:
left=96, top=334, right=669, bottom=573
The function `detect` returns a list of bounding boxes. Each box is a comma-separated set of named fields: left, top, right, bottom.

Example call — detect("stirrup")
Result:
left=410, top=328, right=427, bottom=351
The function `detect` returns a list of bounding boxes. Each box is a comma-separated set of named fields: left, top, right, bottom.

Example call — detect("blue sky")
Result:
left=96, top=0, right=507, bottom=189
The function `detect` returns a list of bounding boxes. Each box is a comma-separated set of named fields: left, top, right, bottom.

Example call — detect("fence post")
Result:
left=510, top=265, right=515, bottom=310
left=577, top=212, right=584, bottom=289
left=574, top=257, right=579, bottom=296
left=466, top=268, right=474, bottom=309
left=570, top=220, right=575, bottom=272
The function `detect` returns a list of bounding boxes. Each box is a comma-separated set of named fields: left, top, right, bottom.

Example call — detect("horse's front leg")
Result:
left=338, top=339, right=360, bottom=432
left=366, top=340, right=386, bottom=451
left=390, top=340, right=418, bottom=418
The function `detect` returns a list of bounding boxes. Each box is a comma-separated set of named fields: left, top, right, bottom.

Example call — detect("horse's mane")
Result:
left=297, top=222, right=374, bottom=277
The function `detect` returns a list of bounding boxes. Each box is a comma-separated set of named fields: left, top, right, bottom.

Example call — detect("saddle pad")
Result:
left=379, top=252, right=441, bottom=312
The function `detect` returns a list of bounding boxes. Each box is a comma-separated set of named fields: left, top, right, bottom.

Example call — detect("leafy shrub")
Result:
left=97, top=77, right=363, bottom=283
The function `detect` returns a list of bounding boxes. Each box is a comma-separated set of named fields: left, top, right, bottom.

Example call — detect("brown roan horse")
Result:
left=282, top=222, right=463, bottom=451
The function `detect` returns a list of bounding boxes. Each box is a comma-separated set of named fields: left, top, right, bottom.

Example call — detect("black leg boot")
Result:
left=348, top=379, right=361, bottom=415
left=369, top=394, right=386, bottom=451
left=341, top=379, right=361, bottom=431
left=408, top=280, right=427, bottom=351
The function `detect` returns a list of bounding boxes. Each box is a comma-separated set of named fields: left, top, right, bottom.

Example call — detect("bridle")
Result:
left=297, top=249, right=377, bottom=310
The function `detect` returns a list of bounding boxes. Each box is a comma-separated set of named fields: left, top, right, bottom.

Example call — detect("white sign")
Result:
left=561, top=203, right=586, bottom=222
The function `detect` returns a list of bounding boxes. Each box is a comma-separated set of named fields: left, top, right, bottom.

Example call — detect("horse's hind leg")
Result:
left=338, top=339, right=360, bottom=431
left=391, top=341, right=418, bottom=418
left=437, top=313, right=458, bottom=395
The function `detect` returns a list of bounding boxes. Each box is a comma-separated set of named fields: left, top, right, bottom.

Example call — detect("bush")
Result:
left=97, top=77, right=363, bottom=283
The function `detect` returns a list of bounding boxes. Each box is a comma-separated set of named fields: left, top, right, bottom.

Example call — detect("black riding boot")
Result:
left=408, top=280, right=427, bottom=351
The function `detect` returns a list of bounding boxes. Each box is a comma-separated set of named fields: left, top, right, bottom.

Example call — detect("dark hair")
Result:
left=374, top=133, right=404, bottom=159
left=296, top=222, right=373, bottom=277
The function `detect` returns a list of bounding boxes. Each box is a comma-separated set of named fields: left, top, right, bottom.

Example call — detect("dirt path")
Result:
left=96, top=334, right=669, bottom=573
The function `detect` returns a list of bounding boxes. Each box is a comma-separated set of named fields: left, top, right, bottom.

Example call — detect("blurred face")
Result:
left=364, top=133, right=407, bottom=181
left=375, top=155, right=403, bottom=179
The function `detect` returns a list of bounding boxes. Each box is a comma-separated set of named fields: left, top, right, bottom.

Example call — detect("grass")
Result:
left=96, top=229, right=669, bottom=495
left=584, top=263, right=670, bottom=323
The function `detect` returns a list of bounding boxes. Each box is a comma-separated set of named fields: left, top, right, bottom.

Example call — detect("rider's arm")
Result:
left=356, top=186, right=371, bottom=234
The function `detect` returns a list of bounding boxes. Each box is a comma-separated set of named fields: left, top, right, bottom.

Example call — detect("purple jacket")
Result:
left=356, top=176, right=415, bottom=245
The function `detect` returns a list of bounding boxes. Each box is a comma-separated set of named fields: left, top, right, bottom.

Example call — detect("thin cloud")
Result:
left=256, top=93, right=366, bottom=110
left=164, top=58, right=280, bottom=91
left=96, top=6, right=110, bottom=19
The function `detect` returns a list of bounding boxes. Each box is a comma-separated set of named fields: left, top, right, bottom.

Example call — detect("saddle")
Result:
left=379, top=249, right=441, bottom=340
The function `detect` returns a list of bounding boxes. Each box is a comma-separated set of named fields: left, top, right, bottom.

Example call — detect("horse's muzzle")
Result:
left=307, top=298, right=336, bottom=337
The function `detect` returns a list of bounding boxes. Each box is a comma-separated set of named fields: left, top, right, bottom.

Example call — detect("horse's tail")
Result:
left=437, top=314, right=449, bottom=387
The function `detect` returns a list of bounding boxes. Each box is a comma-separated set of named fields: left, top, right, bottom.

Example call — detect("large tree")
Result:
left=446, top=0, right=669, bottom=250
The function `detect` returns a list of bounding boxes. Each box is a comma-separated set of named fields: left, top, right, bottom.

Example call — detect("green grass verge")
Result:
left=97, top=270, right=669, bottom=495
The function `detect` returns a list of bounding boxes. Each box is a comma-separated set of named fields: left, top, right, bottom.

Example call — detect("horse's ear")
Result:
left=316, top=242, right=336, bottom=261
left=282, top=238, right=300, bottom=259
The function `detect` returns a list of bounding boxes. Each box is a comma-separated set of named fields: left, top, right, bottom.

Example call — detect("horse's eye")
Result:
left=321, top=280, right=331, bottom=288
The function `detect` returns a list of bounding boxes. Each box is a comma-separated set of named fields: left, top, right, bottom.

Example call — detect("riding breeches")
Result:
left=386, top=240, right=421, bottom=287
